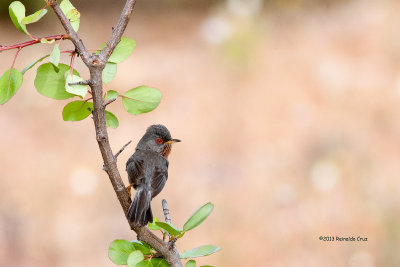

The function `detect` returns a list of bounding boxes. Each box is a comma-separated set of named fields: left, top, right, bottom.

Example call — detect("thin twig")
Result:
left=104, top=97, right=117, bottom=107
left=68, top=80, right=91, bottom=86
left=162, top=199, right=171, bottom=224
left=0, top=34, right=66, bottom=52
left=115, top=140, right=132, bottom=159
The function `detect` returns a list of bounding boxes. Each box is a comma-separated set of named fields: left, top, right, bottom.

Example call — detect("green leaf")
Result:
left=180, top=245, right=221, bottom=259
left=149, top=258, right=169, bottom=267
left=107, top=37, right=136, bottom=63
left=49, top=44, right=60, bottom=68
left=106, top=90, right=119, bottom=99
left=136, top=259, right=153, bottom=267
left=154, top=222, right=182, bottom=237
left=21, top=54, right=49, bottom=75
left=127, top=251, right=144, bottom=267
left=108, top=239, right=135, bottom=265
left=148, top=217, right=161, bottom=230
left=62, top=101, right=93, bottom=121
left=34, top=63, right=76, bottom=99
left=186, top=260, right=196, bottom=267
left=183, top=203, right=214, bottom=232
left=199, top=265, right=214, bottom=267
left=131, top=241, right=152, bottom=255
left=102, top=62, right=117, bottom=83
left=65, top=72, right=87, bottom=98
left=105, top=110, right=119, bottom=128
left=9, top=1, right=28, bottom=35
left=0, top=68, right=23, bottom=105
left=21, top=8, right=47, bottom=24
left=122, top=86, right=162, bottom=115
left=60, top=0, right=80, bottom=31
left=40, top=38, right=55, bottom=44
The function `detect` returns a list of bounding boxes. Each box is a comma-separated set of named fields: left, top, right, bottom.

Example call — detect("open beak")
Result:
left=165, top=139, right=181, bottom=144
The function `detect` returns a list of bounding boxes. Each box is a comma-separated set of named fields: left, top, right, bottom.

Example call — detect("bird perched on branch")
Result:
left=126, top=124, right=181, bottom=226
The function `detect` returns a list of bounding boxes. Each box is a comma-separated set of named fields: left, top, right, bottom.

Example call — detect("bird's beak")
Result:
left=165, top=139, right=181, bottom=144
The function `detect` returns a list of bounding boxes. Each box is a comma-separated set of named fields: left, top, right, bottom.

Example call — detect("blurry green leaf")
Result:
left=149, top=258, right=169, bottom=267
left=0, top=68, right=23, bottom=105
left=40, top=38, right=55, bottom=44
left=9, top=1, right=28, bottom=35
left=148, top=217, right=161, bottom=230
left=106, top=90, right=119, bottom=99
left=105, top=110, right=119, bottom=128
left=199, top=265, right=214, bottom=267
left=66, top=8, right=80, bottom=21
left=136, top=259, right=153, bottom=267
left=60, top=0, right=80, bottom=31
left=49, top=44, right=60, bottom=68
left=186, top=260, right=196, bottom=267
left=131, top=241, right=152, bottom=255
left=62, top=100, right=93, bottom=121
left=65, top=72, right=87, bottom=98
left=154, top=222, right=182, bottom=237
left=34, top=63, right=76, bottom=99
left=180, top=245, right=221, bottom=259
left=122, top=86, right=161, bottom=115
left=106, top=37, right=136, bottom=63
left=21, top=54, right=49, bottom=75
left=127, top=251, right=144, bottom=267
left=102, top=62, right=117, bottom=83
left=22, top=9, right=47, bottom=24
left=183, top=203, right=214, bottom=232
left=108, top=239, right=135, bottom=265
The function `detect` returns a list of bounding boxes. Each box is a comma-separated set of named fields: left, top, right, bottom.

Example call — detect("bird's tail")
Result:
left=127, top=187, right=153, bottom=226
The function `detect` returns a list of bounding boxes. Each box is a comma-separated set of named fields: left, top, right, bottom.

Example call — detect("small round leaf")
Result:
left=183, top=203, right=214, bottom=231
left=9, top=1, right=28, bottom=35
left=186, top=260, right=196, bottom=267
left=34, top=63, right=77, bottom=100
left=108, top=239, right=135, bottom=265
left=0, top=68, right=23, bottom=105
left=21, top=9, right=47, bottom=24
left=102, top=62, right=117, bottom=83
left=62, top=101, right=93, bottom=121
left=108, top=37, right=136, bottom=63
left=122, top=86, right=161, bottom=115
left=127, top=251, right=144, bottom=267
left=106, top=90, right=119, bottom=99
left=105, top=110, right=119, bottom=128
left=180, top=245, right=221, bottom=259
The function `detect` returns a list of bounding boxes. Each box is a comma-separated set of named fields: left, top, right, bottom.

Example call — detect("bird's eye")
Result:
left=156, top=138, right=163, bottom=144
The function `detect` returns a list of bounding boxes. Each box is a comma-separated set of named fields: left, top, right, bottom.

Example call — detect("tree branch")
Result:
left=0, top=34, right=66, bottom=52
left=48, top=0, right=91, bottom=65
left=115, top=140, right=132, bottom=160
left=98, top=0, right=137, bottom=63
left=49, top=1, right=182, bottom=266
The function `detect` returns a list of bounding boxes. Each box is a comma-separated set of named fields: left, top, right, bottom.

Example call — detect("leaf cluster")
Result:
left=1, top=1, right=162, bottom=129
left=109, top=203, right=220, bottom=267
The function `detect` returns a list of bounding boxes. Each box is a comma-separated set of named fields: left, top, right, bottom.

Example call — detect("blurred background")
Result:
left=1, top=0, right=400, bottom=266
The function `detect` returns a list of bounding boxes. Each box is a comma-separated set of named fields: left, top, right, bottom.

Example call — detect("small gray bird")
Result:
left=126, top=125, right=180, bottom=225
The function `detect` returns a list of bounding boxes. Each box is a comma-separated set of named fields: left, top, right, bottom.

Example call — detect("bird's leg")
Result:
left=126, top=183, right=134, bottom=198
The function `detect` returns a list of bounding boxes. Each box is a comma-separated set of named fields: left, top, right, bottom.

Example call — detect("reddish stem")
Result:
left=69, top=52, right=76, bottom=75
left=8, top=47, right=22, bottom=88
left=0, top=34, right=67, bottom=52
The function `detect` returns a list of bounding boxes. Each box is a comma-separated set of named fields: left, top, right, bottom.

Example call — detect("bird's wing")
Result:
left=126, top=152, right=145, bottom=187
left=150, top=158, right=169, bottom=198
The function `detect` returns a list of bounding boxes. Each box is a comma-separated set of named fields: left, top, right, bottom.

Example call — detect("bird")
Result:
left=126, top=124, right=181, bottom=226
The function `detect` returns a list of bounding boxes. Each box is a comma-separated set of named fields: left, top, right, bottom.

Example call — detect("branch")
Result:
left=98, top=0, right=137, bottom=63
left=0, top=34, right=66, bottom=52
left=48, top=0, right=91, bottom=65
left=115, top=140, right=132, bottom=160
left=49, top=1, right=182, bottom=266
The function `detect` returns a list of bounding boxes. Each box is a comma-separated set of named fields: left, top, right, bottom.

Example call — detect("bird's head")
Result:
left=137, top=124, right=181, bottom=156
